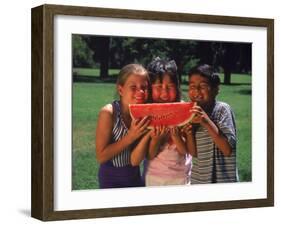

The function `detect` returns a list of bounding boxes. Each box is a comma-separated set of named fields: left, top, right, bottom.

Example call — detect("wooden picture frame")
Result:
left=31, top=4, right=274, bottom=221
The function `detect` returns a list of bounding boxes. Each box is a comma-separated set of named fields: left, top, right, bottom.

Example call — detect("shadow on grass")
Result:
left=238, top=171, right=252, bottom=182
left=74, top=75, right=252, bottom=87
left=237, top=89, right=252, bottom=95
left=181, top=85, right=252, bottom=93
left=221, top=83, right=251, bottom=86
left=73, top=75, right=117, bottom=83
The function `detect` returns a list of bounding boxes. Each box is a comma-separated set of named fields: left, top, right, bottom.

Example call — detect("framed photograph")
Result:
left=31, top=4, right=274, bottom=221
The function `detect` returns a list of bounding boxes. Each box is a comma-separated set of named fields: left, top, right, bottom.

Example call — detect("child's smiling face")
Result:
left=118, top=73, right=149, bottom=104
left=152, top=74, right=177, bottom=103
left=188, top=74, right=218, bottom=108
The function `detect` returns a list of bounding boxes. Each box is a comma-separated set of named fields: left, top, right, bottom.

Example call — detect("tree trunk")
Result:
left=99, top=38, right=110, bottom=79
left=224, top=67, right=231, bottom=84
left=177, top=62, right=184, bottom=84
left=82, top=36, right=111, bottom=79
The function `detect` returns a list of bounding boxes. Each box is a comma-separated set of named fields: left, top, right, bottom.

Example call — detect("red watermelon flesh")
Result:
left=129, top=102, right=196, bottom=128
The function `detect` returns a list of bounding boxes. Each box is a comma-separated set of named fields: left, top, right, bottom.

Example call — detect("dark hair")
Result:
left=147, top=57, right=181, bottom=101
left=188, top=64, right=220, bottom=88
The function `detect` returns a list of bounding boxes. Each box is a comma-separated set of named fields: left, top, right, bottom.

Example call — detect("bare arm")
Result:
left=95, top=105, right=150, bottom=164
left=147, top=126, right=168, bottom=160
left=201, top=119, right=232, bottom=156
left=182, top=124, right=197, bottom=157
left=170, top=127, right=188, bottom=155
left=130, top=132, right=151, bottom=166
left=148, top=137, right=161, bottom=160
left=191, top=106, right=232, bottom=156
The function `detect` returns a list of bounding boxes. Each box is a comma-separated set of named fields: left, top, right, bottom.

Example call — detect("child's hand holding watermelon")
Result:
left=181, top=123, right=193, bottom=136
left=127, top=116, right=151, bottom=141
left=190, top=105, right=210, bottom=125
left=169, top=127, right=190, bottom=155
left=147, top=126, right=169, bottom=159
left=150, top=126, right=169, bottom=140
left=181, top=123, right=197, bottom=157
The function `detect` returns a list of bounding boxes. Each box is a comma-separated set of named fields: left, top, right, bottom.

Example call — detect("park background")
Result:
left=72, top=35, right=252, bottom=189
left=1, top=0, right=280, bottom=226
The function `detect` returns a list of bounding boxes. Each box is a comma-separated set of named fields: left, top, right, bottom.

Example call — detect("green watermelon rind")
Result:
left=175, top=111, right=196, bottom=128
left=129, top=102, right=196, bottom=129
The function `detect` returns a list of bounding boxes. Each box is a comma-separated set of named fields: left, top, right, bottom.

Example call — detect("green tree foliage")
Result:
left=165, top=39, right=198, bottom=82
left=72, top=34, right=94, bottom=68
left=196, top=41, right=252, bottom=84
left=72, top=34, right=252, bottom=84
left=109, top=37, right=199, bottom=82
left=82, top=35, right=110, bottom=78
left=109, top=37, right=169, bottom=68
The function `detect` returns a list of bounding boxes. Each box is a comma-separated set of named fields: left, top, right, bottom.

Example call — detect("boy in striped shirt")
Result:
left=183, top=64, right=238, bottom=184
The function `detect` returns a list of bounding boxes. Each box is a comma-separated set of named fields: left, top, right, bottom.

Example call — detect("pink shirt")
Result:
left=146, top=143, right=192, bottom=180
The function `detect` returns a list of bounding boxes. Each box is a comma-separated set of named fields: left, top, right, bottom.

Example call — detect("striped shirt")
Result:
left=191, top=101, right=238, bottom=184
left=110, top=100, right=134, bottom=167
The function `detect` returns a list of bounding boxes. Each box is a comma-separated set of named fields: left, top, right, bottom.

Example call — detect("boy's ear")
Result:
left=216, top=86, right=220, bottom=95
left=213, top=86, right=219, bottom=96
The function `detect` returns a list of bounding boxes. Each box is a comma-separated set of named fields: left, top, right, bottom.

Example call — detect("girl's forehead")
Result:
left=124, top=73, right=148, bottom=84
left=153, top=74, right=173, bottom=84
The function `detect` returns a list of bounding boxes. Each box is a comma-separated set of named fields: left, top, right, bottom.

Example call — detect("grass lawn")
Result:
left=73, top=73, right=252, bottom=190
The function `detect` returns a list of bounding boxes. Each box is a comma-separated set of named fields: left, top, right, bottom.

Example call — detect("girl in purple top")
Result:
left=95, top=64, right=150, bottom=188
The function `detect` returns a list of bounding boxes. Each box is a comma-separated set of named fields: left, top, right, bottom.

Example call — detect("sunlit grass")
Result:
left=73, top=73, right=252, bottom=189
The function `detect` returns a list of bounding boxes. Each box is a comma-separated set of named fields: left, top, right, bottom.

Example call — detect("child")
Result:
left=95, top=64, right=151, bottom=188
left=184, top=64, right=238, bottom=184
left=143, top=58, right=193, bottom=186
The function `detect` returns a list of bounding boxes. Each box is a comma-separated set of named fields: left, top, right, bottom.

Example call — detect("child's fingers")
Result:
left=154, top=127, right=160, bottom=137
left=131, top=118, right=141, bottom=126
left=191, top=105, right=203, bottom=112
left=175, top=127, right=180, bottom=135
left=162, top=126, right=169, bottom=135
left=185, top=123, right=192, bottom=129
left=190, top=109, right=202, bottom=115
left=153, top=126, right=163, bottom=136
left=186, top=125, right=192, bottom=132
left=149, top=129, right=154, bottom=137
left=136, top=116, right=150, bottom=128
left=181, top=123, right=192, bottom=133
left=157, top=126, right=163, bottom=136
left=184, top=124, right=192, bottom=129
left=155, top=126, right=160, bottom=136
left=192, top=105, right=203, bottom=111
left=170, top=127, right=176, bottom=135
left=181, top=124, right=188, bottom=131
left=154, top=129, right=158, bottom=136
left=191, top=109, right=204, bottom=120
left=180, top=127, right=185, bottom=133
left=157, top=126, right=163, bottom=134
left=140, top=119, right=151, bottom=131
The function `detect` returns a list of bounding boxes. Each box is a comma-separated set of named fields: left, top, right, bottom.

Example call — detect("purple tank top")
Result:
left=98, top=100, right=144, bottom=188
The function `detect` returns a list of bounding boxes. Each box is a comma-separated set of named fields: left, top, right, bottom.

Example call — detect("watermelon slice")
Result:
left=129, top=102, right=196, bottom=128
